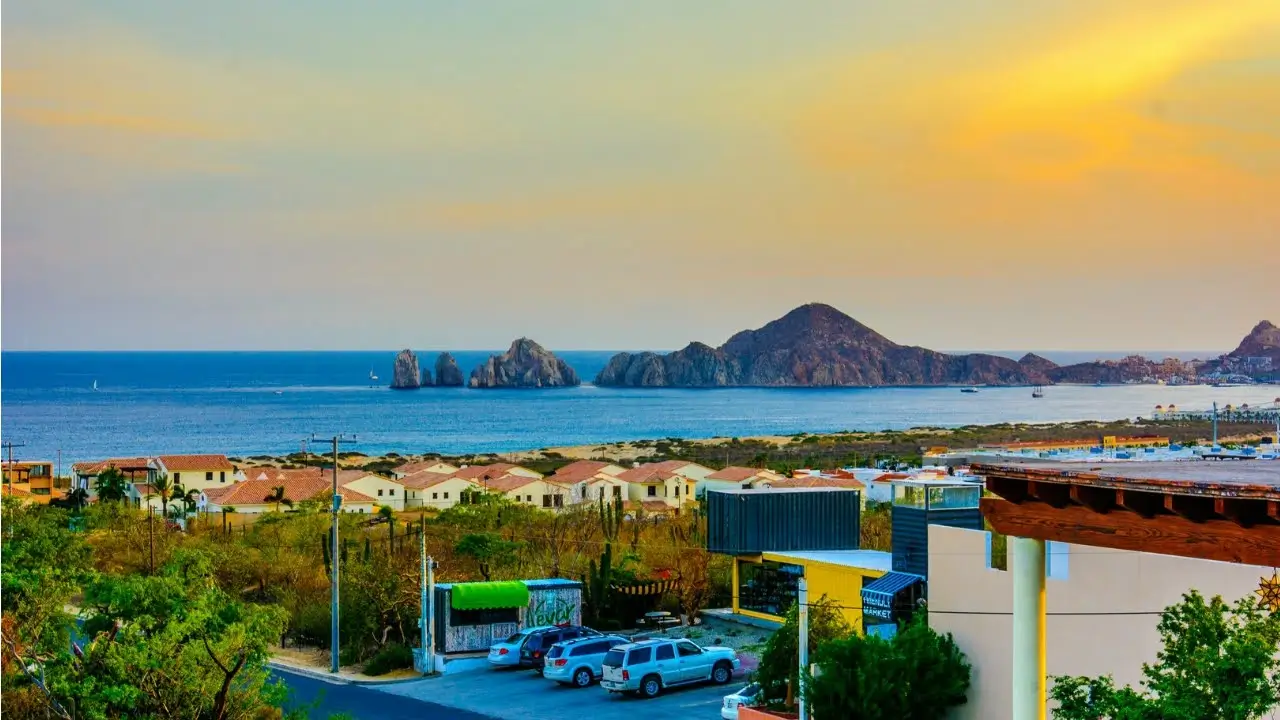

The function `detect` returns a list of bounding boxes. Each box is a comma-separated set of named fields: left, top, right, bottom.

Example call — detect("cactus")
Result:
left=582, top=542, right=615, bottom=626
left=597, top=495, right=622, bottom=541
left=341, top=538, right=349, bottom=565
left=363, top=536, right=371, bottom=562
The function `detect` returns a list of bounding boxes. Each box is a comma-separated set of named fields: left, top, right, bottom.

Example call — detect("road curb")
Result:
left=269, top=660, right=432, bottom=686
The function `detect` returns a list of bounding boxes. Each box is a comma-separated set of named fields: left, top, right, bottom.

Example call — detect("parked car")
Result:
left=600, top=638, right=739, bottom=698
left=519, top=625, right=601, bottom=669
left=721, top=682, right=765, bottom=719
left=541, top=634, right=629, bottom=687
left=488, top=626, right=556, bottom=668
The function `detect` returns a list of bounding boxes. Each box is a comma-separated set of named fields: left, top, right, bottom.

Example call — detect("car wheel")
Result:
left=639, top=675, right=662, bottom=699
left=573, top=668, right=593, bottom=687
left=711, top=661, right=732, bottom=685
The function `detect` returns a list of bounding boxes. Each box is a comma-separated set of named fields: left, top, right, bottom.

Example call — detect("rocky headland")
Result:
left=435, top=352, right=465, bottom=387
left=390, top=349, right=424, bottom=389
left=468, top=338, right=581, bottom=389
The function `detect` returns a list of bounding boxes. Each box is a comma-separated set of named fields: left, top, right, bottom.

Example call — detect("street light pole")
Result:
left=312, top=433, right=356, bottom=674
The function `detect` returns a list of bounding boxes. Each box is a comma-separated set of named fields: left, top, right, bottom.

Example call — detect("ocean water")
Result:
left=2, top=351, right=1275, bottom=466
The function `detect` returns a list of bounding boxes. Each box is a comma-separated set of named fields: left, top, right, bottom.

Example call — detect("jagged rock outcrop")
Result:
left=1018, top=353, right=1058, bottom=384
left=390, top=349, right=423, bottom=389
left=1200, top=320, right=1279, bottom=380
left=469, top=338, right=580, bottom=389
left=595, top=303, right=1031, bottom=387
left=1228, top=321, right=1279, bottom=361
left=435, top=352, right=465, bottom=387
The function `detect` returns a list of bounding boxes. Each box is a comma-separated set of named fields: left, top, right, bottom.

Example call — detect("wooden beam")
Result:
left=1115, top=489, right=1164, bottom=519
left=981, top=497, right=1280, bottom=567
left=987, top=476, right=1029, bottom=503
left=1270, top=501, right=1279, bottom=521
left=1029, top=481, right=1072, bottom=509
left=1215, top=498, right=1271, bottom=529
left=1069, top=485, right=1116, bottom=514
left=1163, top=494, right=1214, bottom=524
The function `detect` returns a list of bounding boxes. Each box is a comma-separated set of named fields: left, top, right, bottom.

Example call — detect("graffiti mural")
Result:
left=527, top=594, right=578, bottom=626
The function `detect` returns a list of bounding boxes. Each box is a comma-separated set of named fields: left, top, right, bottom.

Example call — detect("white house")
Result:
left=154, top=454, right=237, bottom=493
left=401, top=471, right=480, bottom=510
left=699, top=466, right=787, bottom=496
left=203, top=474, right=377, bottom=514
left=391, top=459, right=461, bottom=479
left=338, top=470, right=406, bottom=511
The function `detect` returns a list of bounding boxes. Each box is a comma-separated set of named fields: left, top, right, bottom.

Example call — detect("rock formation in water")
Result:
left=469, top=338, right=581, bottom=388
left=595, top=303, right=1030, bottom=387
left=435, top=352, right=465, bottom=387
left=390, top=349, right=422, bottom=389
left=1199, top=320, right=1279, bottom=380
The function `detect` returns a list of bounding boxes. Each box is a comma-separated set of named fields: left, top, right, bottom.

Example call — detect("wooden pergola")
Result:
left=974, top=460, right=1280, bottom=720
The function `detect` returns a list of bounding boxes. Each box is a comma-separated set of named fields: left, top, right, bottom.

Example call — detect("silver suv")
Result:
left=542, top=634, right=628, bottom=687
left=600, top=638, right=739, bottom=698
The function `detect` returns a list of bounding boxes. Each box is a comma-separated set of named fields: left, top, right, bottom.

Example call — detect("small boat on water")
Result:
left=1032, top=385, right=1044, bottom=398
left=274, top=390, right=284, bottom=396
left=92, top=380, right=99, bottom=391
left=961, top=387, right=979, bottom=394
left=369, top=370, right=379, bottom=383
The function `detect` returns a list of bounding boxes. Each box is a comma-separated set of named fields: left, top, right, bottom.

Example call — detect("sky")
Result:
left=3, top=0, right=1279, bottom=352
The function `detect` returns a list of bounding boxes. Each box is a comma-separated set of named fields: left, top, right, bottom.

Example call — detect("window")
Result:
left=526, top=495, right=533, bottom=503
left=626, top=647, right=652, bottom=666
left=389, top=488, right=395, bottom=496
left=443, top=492, right=449, bottom=499
left=553, top=494, right=563, bottom=508
left=220, top=471, right=226, bottom=482
left=738, top=560, right=804, bottom=617
left=676, top=641, right=702, bottom=657
left=613, top=486, right=622, bottom=499
left=655, top=644, right=674, bottom=661
left=173, top=472, right=181, bottom=482
left=206, top=471, right=214, bottom=482
left=573, top=641, right=611, bottom=656
left=543, top=494, right=552, bottom=508
left=450, top=607, right=520, bottom=627
left=664, top=485, right=669, bottom=497
left=432, top=492, right=439, bottom=500
left=378, top=489, right=384, bottom=497
left=647, top=486, right=657, bottom=497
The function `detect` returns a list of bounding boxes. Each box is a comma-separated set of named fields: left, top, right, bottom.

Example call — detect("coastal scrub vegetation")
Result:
left=1050, top=591, right=1280, bottom=720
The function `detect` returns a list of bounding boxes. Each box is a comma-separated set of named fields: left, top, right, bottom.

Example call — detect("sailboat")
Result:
left=92, top=380, right=99, bottom=392
left=369, top=370, right=379, bottom=383
left=1032, top=385, right=1044, bottom=398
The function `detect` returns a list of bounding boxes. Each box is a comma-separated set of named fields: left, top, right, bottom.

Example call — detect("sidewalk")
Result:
left=269, top=651, right=423, bottom=686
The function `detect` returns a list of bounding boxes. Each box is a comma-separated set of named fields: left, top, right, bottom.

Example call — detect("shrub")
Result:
left=755, top=596, right=852, bottom=702
left=363, top=644, right=414, bottom=676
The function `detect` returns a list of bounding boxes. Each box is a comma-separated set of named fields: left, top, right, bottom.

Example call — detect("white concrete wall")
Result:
left=164, top=466, right=234, bottom=492
left=927, top=525, right=1278, bottom=720
left=405, top=478, right=476, bottom=510
left=342, top=475, right=406, bottom=511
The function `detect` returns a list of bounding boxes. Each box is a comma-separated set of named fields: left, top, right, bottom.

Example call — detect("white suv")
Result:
left=599, top=638, right=739, bottom=699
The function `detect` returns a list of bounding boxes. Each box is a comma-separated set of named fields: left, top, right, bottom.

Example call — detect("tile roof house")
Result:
left=391, top=460, right=461, bottom=479
left=616, top=465, right=697, bottom=512
left=454, top=463, right=543, bottom=481
left=72, top=457, right=155, bottom=493
left=400, top=470, right=481, bottom=511
left=478, top=474, right=573, bottom=510
left=154, top=455, right=236, bottom=492
left=203, top=474, right=377, bottom=514
left=701, top=466, right=788, bottom=495
left=551, top=460, right=628, bottom=505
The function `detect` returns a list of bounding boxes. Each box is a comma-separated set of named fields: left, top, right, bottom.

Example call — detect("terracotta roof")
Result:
left=551, top=460, right=613, bottom=483
left=202, top=485, right=236, bottom=502
left=393, top=460, right=460, bottom=476
left=401, top=470, right=473, bottom=490
left=4, top=486, right=33, bottom=498
left=616, top=467, right=676, bottom=484
left=645, top=460, right=705, bottom=473
left=481, top=475, right=542, bottom=493
left=204, top=475, right=376, bottom=507
left=73, top=457, right=152, bottom=475
left=873, top=473, right=912, bottom=483
left=454, top=463, right=525, bottom=480
left=134, top=483, right=161, bottom=496
left=706, top=466, right=768, bottom=482
left=768, top=477, right=865, bottom=490
left=157, top=455, right=235, bottom=472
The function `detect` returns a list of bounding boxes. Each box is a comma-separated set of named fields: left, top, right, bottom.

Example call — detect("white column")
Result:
left=797, top=577, right=809, bottom=720
left=1012, top=536, right=1046, bottom=720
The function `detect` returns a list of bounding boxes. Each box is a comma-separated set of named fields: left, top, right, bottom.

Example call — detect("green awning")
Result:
left=450, top=581, right=530, bottom=611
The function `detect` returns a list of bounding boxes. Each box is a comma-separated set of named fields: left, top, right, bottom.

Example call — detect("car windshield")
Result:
left=602, top=649, right=626, bottom=668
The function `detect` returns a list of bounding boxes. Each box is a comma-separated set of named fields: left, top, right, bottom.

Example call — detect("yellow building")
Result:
left=731, top=549, right=894, bottom=632
left=2, top=461, right=59, bottom=503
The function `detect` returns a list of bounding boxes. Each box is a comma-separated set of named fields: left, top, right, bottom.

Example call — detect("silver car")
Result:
left=600, top=638, right=739, bottom=698
left=488, top=626, right=555, bottom=668
left=541, top=634, right=628, bottom=687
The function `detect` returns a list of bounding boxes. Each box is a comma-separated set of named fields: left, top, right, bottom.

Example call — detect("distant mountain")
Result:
left=594, top=304, right=1031, bottom=387
left=1202, top=320, right=1278, bottom=380
left=1228, top=321, right=1279, bottom=361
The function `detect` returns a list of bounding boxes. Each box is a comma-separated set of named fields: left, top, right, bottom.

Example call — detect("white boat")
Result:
left=369, top=370, right=379, bottom=382
left=961, top=387, right=979, bottom=394
left=92, top=380, right=99, bottom=391
left=274, top=390, right=284, bottom=396
left=1032, top=385, right=1044, bottom=398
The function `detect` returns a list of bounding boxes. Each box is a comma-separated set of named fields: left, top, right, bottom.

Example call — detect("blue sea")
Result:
left=2, top=350, right=1274, bottom=466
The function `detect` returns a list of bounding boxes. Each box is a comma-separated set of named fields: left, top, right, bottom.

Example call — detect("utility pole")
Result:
left=3, top=440, right=26, bottom=495
left=797, top=577, right=809, bottom=720
left=312, top=433, right=356, bottom=674
left=419, top=532, right=437, bottom=674
left=1212, top=402, right=1219, bottom=446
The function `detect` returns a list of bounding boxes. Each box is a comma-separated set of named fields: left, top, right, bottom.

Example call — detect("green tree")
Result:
left=754, top=595, right=853, bottom=704
left=1051, top=591, right=1280, bottom=720
left=149, top=473, right=177, bottom=517
left=94, top=468, right=130, bottom=503
left=804, top=618, right=971, bottom=719
left=265, top=485, right=293, bottom=513
left=51, top=549, right=289, bottom=720
left=455, top=532, right=521, bottom=581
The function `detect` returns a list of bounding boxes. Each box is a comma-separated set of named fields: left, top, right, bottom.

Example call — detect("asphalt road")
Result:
left=271, top=669, right=496, bottom=720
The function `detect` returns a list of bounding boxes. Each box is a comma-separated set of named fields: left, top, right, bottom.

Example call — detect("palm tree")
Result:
left=95, top=468, right=130, bottom=503
left=265, top=485, right=293, bottom=513
left=149, top=473, right=176, bottom=517
left=181, top=488, right=201, bottom=515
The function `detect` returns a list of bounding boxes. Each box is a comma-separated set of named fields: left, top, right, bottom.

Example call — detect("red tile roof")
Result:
left=616, top=467, right=676, bottom=484
left=158, top=455, right=235, bottom=472
left=401, top=470, right=473, bottom=490
left=645, top=460, right=706, bottom=473
left=706, top=466, right=768, bottom=482
left=204, top=475, right=376, bottom=507
left=72, top=457, right=152, bottom=475
left=481, top=475, right=542, bottom=493
left=550, top=460, right=614, bottom=484
left=768, top=477, right=865, bottom=490
left=393, top=460, right=459, bottom=476
left=454, top=463, right=527, bottom=481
